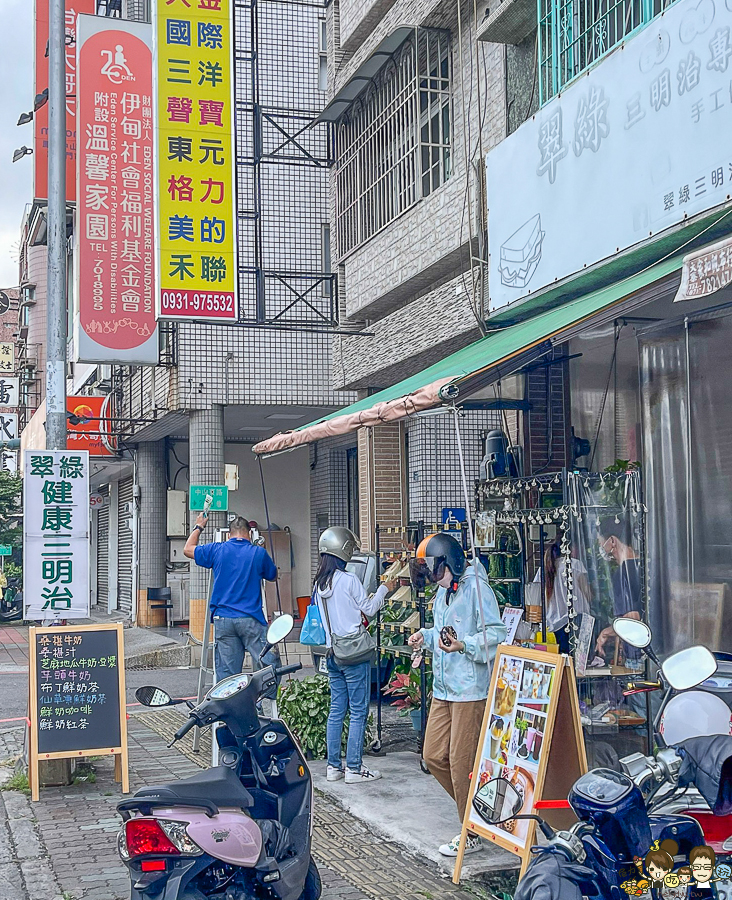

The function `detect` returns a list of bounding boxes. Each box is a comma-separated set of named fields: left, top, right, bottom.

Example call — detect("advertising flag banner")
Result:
left=76, top=15, right=159, bottom=365
left=34, top=0, right=96, bottom=202
left=24, top=450, right=90, bottom=622
left=153, top=0, right=238, bottom=322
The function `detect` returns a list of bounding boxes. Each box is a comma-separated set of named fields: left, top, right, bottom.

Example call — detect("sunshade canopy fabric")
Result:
left=253, top=255, right=683, bottom=455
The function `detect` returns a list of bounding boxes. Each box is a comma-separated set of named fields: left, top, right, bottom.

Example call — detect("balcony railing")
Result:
left=538, top=0, right=678, bottom=103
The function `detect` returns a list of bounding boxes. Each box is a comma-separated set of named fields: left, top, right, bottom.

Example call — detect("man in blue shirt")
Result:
left=184, top=514, right=278, bottom=682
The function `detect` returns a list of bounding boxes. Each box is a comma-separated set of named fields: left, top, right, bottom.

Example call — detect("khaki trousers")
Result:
left=422, top=697, right=486, bottom=822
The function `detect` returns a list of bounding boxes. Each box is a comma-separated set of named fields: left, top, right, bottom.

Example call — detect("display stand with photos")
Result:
left=452, top=645, right=587, bottom=882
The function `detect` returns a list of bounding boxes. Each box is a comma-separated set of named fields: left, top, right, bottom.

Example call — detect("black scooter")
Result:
left=118, top=614, right=320, bottom=900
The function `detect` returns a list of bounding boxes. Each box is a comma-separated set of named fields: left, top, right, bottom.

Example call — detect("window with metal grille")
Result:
left=538, top=0, right=678, bottom=104
left=335, top=28, right=451, bottom=257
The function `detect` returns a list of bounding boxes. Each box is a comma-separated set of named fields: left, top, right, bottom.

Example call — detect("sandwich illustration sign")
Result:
left=485, top=0, right=732, bottom=313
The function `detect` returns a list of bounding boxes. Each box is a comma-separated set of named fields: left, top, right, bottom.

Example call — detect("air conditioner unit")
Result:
left=477, top=0, right=534, bottom=44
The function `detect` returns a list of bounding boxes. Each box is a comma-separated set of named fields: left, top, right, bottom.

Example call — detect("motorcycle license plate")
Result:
left=317, top=656, right=328, bottom=674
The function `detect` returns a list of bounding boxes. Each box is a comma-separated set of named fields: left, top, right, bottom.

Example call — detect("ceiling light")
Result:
left=265, top=413, right=306, bottom=420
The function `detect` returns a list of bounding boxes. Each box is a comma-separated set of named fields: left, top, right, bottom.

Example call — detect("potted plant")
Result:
left=383, top=668, right=428, bottom=732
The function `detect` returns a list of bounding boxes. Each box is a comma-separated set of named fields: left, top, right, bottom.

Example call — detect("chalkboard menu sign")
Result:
left=28, top=623, right=129, bottom=801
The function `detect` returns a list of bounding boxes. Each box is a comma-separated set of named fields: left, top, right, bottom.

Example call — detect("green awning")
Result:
left=253, top=254, right=683, bottom=455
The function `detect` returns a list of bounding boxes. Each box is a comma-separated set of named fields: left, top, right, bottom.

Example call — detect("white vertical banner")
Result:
left=24, top=450, right=90, bottom=621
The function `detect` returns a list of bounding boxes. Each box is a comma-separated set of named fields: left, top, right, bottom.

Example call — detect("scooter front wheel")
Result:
left=301, top=856, right=322, bottom=900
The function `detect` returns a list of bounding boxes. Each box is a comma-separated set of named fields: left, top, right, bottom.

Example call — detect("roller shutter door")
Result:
left=117, top=477, right=134, bottom=615
left=97, top=499, right=109, bottom=608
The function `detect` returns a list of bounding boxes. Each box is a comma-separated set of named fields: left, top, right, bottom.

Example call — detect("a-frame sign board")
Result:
left=453, top=645, right=587, bottom=882
left=28, top=623, right=129, bottom=801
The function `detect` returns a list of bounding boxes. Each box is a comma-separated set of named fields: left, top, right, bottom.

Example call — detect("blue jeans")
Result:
left=326, top=656, right=370, bottom=771
left=214, top=615, right=280, bottom=699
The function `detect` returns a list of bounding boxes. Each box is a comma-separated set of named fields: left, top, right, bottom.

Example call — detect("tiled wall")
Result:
left=406, top=409, right=504, bottom=525
left=309, top=433, right=357, bottom=576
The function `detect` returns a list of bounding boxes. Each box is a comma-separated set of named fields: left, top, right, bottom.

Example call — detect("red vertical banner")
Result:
left=76, top=15, right=158, bottom=364
left=34, top=0, right=96, bottom=202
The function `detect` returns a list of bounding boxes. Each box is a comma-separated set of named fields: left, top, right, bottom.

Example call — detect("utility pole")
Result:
left=41, top=0, right=71, bottom=789
left=46, top=0, right=68, bottom=452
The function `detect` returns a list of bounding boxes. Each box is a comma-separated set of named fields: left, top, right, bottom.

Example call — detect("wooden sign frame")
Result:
left=453, top=645, right=587, bottom=882
left=28, top=623, right=129, bottom=801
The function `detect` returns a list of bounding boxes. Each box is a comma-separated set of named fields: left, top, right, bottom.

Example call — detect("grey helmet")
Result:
left=318, top=526, right=359, bottom=563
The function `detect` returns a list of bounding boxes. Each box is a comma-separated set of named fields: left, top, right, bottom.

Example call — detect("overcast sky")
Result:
left=0, top=0, right=33, bottom=288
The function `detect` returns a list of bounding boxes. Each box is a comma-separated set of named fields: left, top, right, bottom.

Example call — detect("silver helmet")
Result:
left=318, top=526, right=359, bottom=563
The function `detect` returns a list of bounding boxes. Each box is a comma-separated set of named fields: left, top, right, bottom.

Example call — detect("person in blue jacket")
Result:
left=408, top=532, right=506, bottom=858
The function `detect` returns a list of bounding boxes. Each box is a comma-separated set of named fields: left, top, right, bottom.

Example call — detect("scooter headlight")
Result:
left=158, top=820, right=204, bottom=856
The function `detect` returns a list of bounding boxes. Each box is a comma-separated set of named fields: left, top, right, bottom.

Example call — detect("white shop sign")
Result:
left=486, top=0, right=732, bottom=313
left=24, top=450, right=90, bottom=621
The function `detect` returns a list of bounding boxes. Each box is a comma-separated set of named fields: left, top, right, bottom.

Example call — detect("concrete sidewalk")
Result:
left=310, top=753, right=518, bottom=879
left=0, top=608, right=191, bottom=674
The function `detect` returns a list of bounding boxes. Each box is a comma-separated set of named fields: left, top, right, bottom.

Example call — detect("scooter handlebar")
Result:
left=173, top=716, right=197, bottom=743
left=276, top=663, right=302, bottom=677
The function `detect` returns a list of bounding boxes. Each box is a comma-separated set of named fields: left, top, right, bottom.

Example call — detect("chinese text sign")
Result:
left=76, top=15, right=159, bottom=365
left=154, top=0, right=238, bottom=321
left=24, top=450, right=90, bottom=621
left=0, top=344, right=14, bottom=374
left=33, top=627, right=122, bottom=753
left=34, top=0, right=96, bottom=202
left=486, top=0, right=732, bottom=312
left=0, top=377, right=19, bottom=408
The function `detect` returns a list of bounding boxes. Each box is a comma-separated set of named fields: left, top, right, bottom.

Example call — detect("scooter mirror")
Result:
left=471, top=777, right=523, bottom=825
left=662, top=645, right=717, bottom=691
left=612, top=617, right=652, bottom=649
left=267, top=613, right=294, bottom=646
left=135, top=686, right=174, bottom=707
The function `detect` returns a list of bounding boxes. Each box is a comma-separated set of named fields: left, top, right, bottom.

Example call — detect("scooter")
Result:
left=117, top=614, right=321, bottom=900
left=0, top=582, right=22, bottom=623
left=472, top=629, right=732, bottom=898
left=613, top=618, right=732, bottom=859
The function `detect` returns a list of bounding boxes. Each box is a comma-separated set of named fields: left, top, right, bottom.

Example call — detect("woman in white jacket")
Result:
left=314, top=527, right=396, bottom=785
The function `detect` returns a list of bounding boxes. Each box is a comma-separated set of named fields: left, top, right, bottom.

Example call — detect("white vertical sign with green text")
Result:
left=24, top=450, right=90, bottom=621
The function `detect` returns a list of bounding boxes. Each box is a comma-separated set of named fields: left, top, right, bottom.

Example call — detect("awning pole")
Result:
left=450, top=406, right=492, bottom=661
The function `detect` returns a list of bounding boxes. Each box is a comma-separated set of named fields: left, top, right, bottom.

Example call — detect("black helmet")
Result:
left=413, top=532, right=466, bottom=584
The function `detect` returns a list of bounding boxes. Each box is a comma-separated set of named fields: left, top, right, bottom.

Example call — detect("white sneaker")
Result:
left=344, top=765, right=382, bottom=784
left=326, top=765, right=344, bottom=782
left=439, top=833, right=483, bottom=857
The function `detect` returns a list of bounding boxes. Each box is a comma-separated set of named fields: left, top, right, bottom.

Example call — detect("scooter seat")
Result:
left=135, top=765, right=254, bottom=810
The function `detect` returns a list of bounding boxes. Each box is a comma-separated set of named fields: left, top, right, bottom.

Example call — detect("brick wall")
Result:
left=358, top=424, right=406, bottom=552
left=309, top=433, right=357, bottom=576
left=524, top=352, right=571, bottom=475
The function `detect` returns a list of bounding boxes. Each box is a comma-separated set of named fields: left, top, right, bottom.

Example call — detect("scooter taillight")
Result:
left=125, top=818, right=181, bottom=858
left=684, top=809, right=732, bottom=854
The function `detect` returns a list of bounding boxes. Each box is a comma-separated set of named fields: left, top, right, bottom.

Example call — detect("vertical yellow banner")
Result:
left=154, top=0, right=238, bottom=321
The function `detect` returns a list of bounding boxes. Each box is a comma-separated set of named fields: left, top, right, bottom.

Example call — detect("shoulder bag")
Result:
left=320, top=592, right=376, bottom=667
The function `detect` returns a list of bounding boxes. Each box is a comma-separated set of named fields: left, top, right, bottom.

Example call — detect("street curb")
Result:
left=124, top=644, right=191, bottom=669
